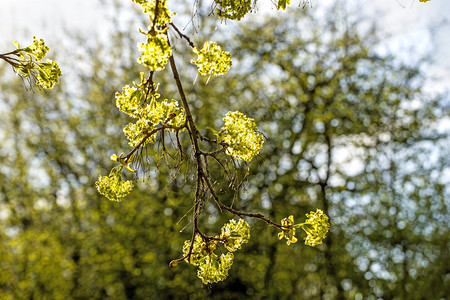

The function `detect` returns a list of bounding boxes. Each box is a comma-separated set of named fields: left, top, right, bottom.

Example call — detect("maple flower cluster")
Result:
left=182, top=219, right=250, bottom=284
left=138, top=34, right=172, bottom=71
left=278, top=209, right=330, bottom=247
left=218, top=111, right=264, bottom=161
left=115, top=75, right=185, bottom=148
left=277, top=0, right=292, bottom=10
left=302, top=209, right=330, bottom=247
left=278, top=215, right=298, bottom=245
left=95, top=167, right=134, bottom=202
left=122, top=97, right=185, bottom=147
left=132, top=0, right=174, bottom=71
left=12, top=37, right=61, bottom=89
left=214, top=0, right=253, bottom=20
left=192, top=42, right=232, bottom=76
left=132, top=0, right=174, bottom=26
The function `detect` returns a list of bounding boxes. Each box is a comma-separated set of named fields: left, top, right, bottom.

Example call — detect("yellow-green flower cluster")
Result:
left=278, top=215, right=297, bottom=245
left=278, top=210, right=330, bottom=247
left=183, top=219, right=250, bottom=284
left=277, top=0, right=292, bottom=10
left=115, top=84, right=145, bottom=118
left=122, top=97, right=185, bottom=147
left=131, top=0, right=174, bottom=71
left=419, top=0, right=430, bottom=2
left=183, top=235, right=217, bottom=266
left=19, top=36, right=49, bottom=60
left=123, top=119, right=153, bottom=147
left=115, top=78, right=185, bottom=147
left=95, top=168, right=134, bottom=202
left=214, top=0, right=252, bottom=21
left=302, top=209, right=330, bottom=247
left=197, top=253, right=234, bottom=284
left=142, top=98, right=185, bottom=126
left=220, top=219, right=250, bottom=252
left=34, top=60, right=61, bottom=89
left=131, top=0, right=174, bottom=27
left=12, top=37, right=61, bottom=89
left=218, top=111, right=264, bottom=161
left=183, top=235, right=233, bottom=284
left=192, top=42, right=232, bottom=76
left=137, top=34, right=172, bottom=71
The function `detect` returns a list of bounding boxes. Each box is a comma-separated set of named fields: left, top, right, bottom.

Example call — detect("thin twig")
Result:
left=170, top=23, right=196, bottom=48
left=124, top=123, right=186, bottom=163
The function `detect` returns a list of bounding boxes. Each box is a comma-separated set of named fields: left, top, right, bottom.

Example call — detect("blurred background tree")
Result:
left=0, top=1, right=448, bottom=299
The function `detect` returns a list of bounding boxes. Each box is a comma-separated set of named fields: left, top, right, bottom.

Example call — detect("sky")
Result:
left=364, top=0, right=450, bottom=92
left=0, top=0, right=102, bottom=44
